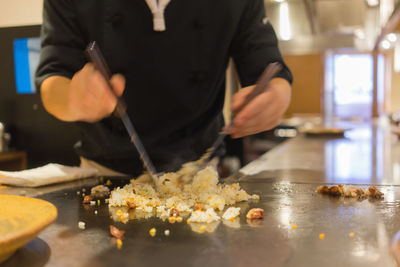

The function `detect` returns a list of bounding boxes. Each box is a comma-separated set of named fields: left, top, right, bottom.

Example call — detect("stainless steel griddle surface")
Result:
left=1, top=176, right=398, bottom=267
left=2, top=121, right=400, bottom=267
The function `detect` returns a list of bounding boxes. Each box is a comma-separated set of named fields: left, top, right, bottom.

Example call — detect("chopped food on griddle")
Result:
left=169, top=208, right=180, bottom=217
left=82, top=194, right=94, bottom=204
left=108, top=166, right=259, bottom=224
left=246, top=208, right=264, bottom=219
left=78, top=221, right=86, bottom=230
left=222, top=207, right=241, bottom=221
left=168, top=216, right=176, bottom=224
left=91, top=185, right=110, bottom=198
left=188, top=208, right=220, bottom=223
left=194, top=203, right=206, bottom=211
left=116, top=239, right=123, bottom=249
left=317, top=184, right=384, bottom=199
left=110, top=225, right=125, bottom=239
left=149, top=228, right=156, bottom=237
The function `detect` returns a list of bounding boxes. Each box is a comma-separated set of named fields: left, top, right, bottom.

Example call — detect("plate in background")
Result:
left=300, top=127, right=349, bottom=137
left=0, top=194, right=57, bottom=263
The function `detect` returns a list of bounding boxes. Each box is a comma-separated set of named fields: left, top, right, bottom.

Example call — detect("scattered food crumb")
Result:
left=78, top=221, right=85, bottom=230
left=76, top=191, right=80, bottom=195
left=94, top=210, right=98, bottom=215
left=149, top=228, right=156, bottom=237
left=110, top=225, right=125, bottom=239
left=117, top=239, right=123, bottom=249
left=319, top=233, right=325, bottom=240
left=222, top=207, right=241, bottom=221
left=90, top=201, right=96, bottom=206
left=82, top=188, right=86, bottom=192
left=246, top=208, right=264, bottom=219
left=164, top=229, right=170, bottom=236
left=292, top=224, right=297, bottom=230
left=97, top=200, right=101, bottom=206
left=91, top=185, right=110, bottom=198
left=170, top=208, right=180, bottom=217
left=82, top=193, right=85, bottom=197
left=82, top=195, right=94, bottom=204
left=349, top=232, right=355, bottom=238
left=106, top=179, right=112, bottom=186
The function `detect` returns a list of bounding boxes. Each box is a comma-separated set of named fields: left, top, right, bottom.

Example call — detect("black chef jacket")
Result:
left=35, top=0, right=293, bottom=176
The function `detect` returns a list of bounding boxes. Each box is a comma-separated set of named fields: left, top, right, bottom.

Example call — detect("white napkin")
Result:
left=0, top=163, right=99, bottom=187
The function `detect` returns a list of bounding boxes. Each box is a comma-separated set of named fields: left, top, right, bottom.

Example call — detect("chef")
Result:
left=35, top=0, right=293, bottom=176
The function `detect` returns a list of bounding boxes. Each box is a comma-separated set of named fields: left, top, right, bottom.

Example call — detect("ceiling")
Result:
left=264, top=0, right=399, bottom=54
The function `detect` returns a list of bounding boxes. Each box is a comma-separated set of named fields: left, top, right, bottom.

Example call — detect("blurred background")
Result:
left=0, top=0, right=399, bottom=172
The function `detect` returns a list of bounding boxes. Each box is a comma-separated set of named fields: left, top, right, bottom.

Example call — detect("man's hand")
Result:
left=69, top=63, right=125, bottom=122
left=41, top=63, right=125, bottom=122
left=226, top=77, right=291, bottom=138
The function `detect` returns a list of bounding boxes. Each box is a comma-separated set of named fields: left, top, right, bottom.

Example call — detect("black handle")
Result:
left=85, top=41, right=127, bottom=118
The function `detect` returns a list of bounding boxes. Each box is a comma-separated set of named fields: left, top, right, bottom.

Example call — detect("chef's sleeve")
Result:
left=230, top=0, right=293, bottom=87
left=35, top=0, right=86, bottom=91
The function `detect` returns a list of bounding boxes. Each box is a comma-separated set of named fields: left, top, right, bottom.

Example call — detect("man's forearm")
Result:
left=40, top=76, right=78, bottom=122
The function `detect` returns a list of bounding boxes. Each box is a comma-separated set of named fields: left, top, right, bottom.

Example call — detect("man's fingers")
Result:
left=233, top=90, right=274, bottom=126
left=111, top=74, right=126, bottom=97
left=227, top=78, right=292, bottom=139
left=230, top=114, right=277, bottom=138
left=90, top=70, right=117, bottom=114
left=231, top=86, right=254, bottom=111
left=230, top=100, right=281, bottom=138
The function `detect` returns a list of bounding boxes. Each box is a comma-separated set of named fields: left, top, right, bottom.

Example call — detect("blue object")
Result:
left=13, top=38, right=40, bottom=94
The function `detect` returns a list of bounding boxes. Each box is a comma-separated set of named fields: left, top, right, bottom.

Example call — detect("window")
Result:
left=333, top=54, right=373, bottom=119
